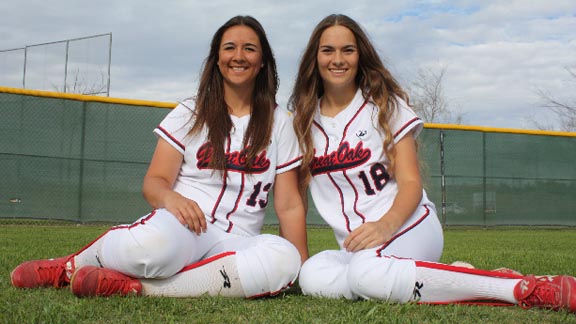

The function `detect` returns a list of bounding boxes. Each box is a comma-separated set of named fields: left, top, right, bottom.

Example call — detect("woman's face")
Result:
left=217, top=25, right=263, bottom=92
left=317, top=25, right=359, bottom=93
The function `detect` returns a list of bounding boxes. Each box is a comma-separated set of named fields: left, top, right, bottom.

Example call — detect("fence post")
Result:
left=106, top=33, right=112, bottom=97
left=482, top=131, right=487, bottom=228
left=64, top=40, right=69, bottom=93
left=76, top=101, right=87, bottom=223
left=440, top=130, right=446, bottom=226
left=23, top=47, right=28, bottom=89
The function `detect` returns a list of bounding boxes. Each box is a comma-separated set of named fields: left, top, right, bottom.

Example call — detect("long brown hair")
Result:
left=288, top=14, right=409, bottom=193
left=191, top=15, right=278, bottom=172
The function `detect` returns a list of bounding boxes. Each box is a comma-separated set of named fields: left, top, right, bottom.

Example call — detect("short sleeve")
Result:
left=273, top=107, right=302, bottom=174
left=153, top=99, right=196, bottom=154
left=390, top=98, right=424, bottom=143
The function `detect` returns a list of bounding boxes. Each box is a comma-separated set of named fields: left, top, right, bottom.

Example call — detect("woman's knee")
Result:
left=235, top=234, right=301, bottom=297
left=347, top=254, right=414, bottom=302
left=299, top=251, right=354, bottom=299
left=299, top=255, right=330, bottom=295
left=255, top=234, right=301, bottom=279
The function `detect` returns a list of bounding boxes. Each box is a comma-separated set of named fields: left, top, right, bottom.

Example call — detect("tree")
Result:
left=407, top=64, right=462, bottom=124
left=51, top=67, right=108, bottom=96
left=535, top=66, right=576, bottom=132
left=65, top=67, right=108, bottom=95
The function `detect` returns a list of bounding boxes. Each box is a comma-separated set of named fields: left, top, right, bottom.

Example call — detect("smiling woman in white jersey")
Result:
left=11, top=15, right=308, bottom=299
left=289, top=14, right=576, bottom=313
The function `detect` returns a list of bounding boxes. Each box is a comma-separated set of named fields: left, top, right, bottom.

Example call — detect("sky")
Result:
left=1, top=0, right=575, bottom=130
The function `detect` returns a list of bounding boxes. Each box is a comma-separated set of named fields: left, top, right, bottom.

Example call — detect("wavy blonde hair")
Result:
left=288, top=14, right=410, bottom=194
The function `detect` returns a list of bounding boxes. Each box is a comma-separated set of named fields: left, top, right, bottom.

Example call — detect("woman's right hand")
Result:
left=164, top=191, right=207, bottom=235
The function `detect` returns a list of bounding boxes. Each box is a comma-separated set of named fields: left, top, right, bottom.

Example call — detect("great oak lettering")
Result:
left=196, top=142, right=272, bottom=210
left=311, top=141, right=371, bottom=175
left=311, top=141, right=390, bottom=195
left=196, top=142, right=271, bottom=173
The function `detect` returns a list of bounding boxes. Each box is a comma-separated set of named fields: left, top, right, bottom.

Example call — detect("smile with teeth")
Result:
left=231, top=66, right=248, bottom=72
left=329, top=68, right=347, bottom=73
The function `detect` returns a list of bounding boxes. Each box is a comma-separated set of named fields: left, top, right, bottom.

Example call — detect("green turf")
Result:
left=1, top=224, right=576, bottom=324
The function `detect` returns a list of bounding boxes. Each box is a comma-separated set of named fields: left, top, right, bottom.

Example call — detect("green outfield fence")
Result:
left=1, top=87, right=575, bottom=226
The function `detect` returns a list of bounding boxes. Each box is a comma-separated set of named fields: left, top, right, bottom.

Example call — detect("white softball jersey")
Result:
left=154, top=99, right=302, bottom=237
left=309, top=89, right=438, bottom=249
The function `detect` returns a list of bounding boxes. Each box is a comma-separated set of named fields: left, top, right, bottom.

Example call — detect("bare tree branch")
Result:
left=51, top=67, right=107, bottom=95
left=408, top=64, right=461, bottom=124
left=534, top=65, right=576, bottom=131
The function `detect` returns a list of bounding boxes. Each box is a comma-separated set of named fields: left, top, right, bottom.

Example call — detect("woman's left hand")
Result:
left=343, top=218, right=396, bottom=252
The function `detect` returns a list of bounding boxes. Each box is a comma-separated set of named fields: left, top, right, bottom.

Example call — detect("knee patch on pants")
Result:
left=347, top=253, right=416, bottom=302
left=235, top=234, right=301, bottom=298
left=299, top=250, right=355, bottom=299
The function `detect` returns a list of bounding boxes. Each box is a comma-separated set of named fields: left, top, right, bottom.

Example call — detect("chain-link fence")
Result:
left=419, top=126, right=576, bottom=226
left=0, top=87, right=170, bottom=223
left=0, top=34, right=112, bottom=95
left=1, top=87, right=575, bottom=226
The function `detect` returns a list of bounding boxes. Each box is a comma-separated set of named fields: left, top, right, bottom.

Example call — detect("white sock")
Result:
left=140, top=252, right=245, bottom=298
left=414, top=261, right=520, bottom=304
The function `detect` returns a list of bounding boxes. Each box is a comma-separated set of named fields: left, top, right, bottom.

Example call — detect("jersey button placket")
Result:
left=328, top=120, right=342, bottom=148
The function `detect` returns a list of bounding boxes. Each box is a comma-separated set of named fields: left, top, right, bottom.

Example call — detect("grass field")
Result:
left=1, top=223, right=576, bottom=324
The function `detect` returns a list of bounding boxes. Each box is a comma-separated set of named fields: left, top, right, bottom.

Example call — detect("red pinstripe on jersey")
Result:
left=156, top=126, right=185, bottom=151
left=313, top=120, right=330, bottom=155
left=225, top=173, right=245, bottom=233
left=341, top=99, right=368, bottom=142
left=211, top=171, right=227, bottom=224
left=342, top=170, right=366, bottom=225
left=209, top=135, right=232, bottom=225
left=326, top=172, right=353, bottom=232
left=276, top=156, right=303, bottom=170
left=394, top=117, right=420, bottom=138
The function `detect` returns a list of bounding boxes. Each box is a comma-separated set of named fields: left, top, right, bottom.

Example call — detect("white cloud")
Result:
left=1, top=0, right=575, bottom=129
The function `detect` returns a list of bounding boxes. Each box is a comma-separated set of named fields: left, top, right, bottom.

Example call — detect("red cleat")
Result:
left=11, top=255, right=75, bottom=289
left=71, top=266, right=142, bottom=297
left=514, top=275, right=576, bottom=312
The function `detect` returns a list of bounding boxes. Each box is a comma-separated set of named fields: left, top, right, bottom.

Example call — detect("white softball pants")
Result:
left=83, top=208, right=301, bottom=297
left=299, top=205, right=443, bottom=301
